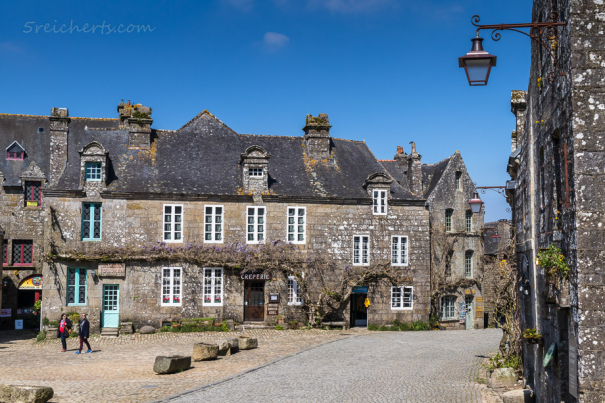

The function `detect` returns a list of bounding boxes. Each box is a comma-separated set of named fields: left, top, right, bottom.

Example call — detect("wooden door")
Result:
left=244, top=281, right=264, bottom=321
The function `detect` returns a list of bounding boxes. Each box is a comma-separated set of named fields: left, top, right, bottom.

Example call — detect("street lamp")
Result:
left=458, top=37, right=497, bottom=86
left=469, top=192, right=484, bottom=214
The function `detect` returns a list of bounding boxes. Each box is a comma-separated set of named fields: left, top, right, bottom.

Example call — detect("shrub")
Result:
left=392, top=318, right=401, bottom=327
left=537, top=244, right=570, bottom=277
left=488, top=353, right=522, bottom=371
left=50, top=321, right=59, bottom=327
left=69, top=330, right=78, bottom=338
left=388, top=325, right=399, bottom=331
left=170, top=325, right=180, bottom=333
left=289, top=321, right=299, bottom=330
left=221, top=323, right=229, bottom=332
left=378, top=325, right=389, bottom=331
left=42, top=317, right=50, bottom=327
left=275, top=325, right=284, bottom=330
left=159, top=326, right=170, bottom=333
left=410, top=321, right=430, bottom=331
left=36, top=331, right=47, bottom=342
left=368, top=324, right=379, bottom=331
left=399, top=323, right=410, bottom=331
left=429, top=315, right=439, bottom=329
left=181, top=324, right=196, bottom=333
left=67, top=313, right=80, bottom=326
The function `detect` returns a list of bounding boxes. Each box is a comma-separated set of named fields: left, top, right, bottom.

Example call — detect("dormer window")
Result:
left=249, top=168, right=263, bottom=177
left=364, top=172, right=393, bottom=216
left=240, top=145, right=271, bottom=195
left=79, top=142, right=108, bottom=187
left=373, top=190, right=387, bottom=215
left=6, top=141, right=25, bottom=160
left=24, top=181, right=41, bottom=207
left=85, top=162, right=102, bottom=181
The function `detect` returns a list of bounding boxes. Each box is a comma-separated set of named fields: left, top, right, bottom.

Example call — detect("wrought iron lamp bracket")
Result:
left=474, top=186, right=511, bottom=213
left=471, top=12, right=567, bottom=82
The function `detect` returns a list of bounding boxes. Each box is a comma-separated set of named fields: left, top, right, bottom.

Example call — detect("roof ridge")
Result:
left=0, top=113, right=46, bottom=118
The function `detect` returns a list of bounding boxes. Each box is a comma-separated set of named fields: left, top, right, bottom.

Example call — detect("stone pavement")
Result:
left=170, top=328, right=504, bottom=403
left=0, top=328, right=352, bottom=402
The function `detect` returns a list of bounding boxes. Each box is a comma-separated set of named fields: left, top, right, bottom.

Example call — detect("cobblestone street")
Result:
left=170, top=328, right=503, bottom=403
left=0, top=328, right=502, bottom=403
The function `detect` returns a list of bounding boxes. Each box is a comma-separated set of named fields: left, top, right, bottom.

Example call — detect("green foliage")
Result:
left=170, top=325, right=181, bottom=333
left=289, top=320, right=299, bottom=330
left=159, top=326, right=170, bottom=333
left=367, top=323, right=379, bottom=331
left=132, top=111, right=150, bottom=119
left=410, top=321, right=430, bottom=331
left=221, top=323, right=229, bottom=332
left=181, top=324, right=196, bottom=332
left=36, top=331, right=47, bottom=342
left=275, top=325, right=284, bottom=330
left=537, top=244, right=570, bottom=277
left=67, top=313, right=80, bottom=327
left=522, top=328, right=542, bottom=339
left=488, top=353, right=522, bottom=371
left=399, top=322, right=410, bottom=331
left=429, top=315, right=439, bottom=328
left=69, top=330, right=78, bottom=338
left=378, top=325, right=389, bottom=331
left=392, top=318, right=401, bottom=327
left=42, top=317, right=50, bottom=326
left=50, top=321, right=59, bottom=327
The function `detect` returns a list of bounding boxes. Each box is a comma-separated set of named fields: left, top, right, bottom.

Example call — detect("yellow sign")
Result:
left=464, top=289, right=471, bottom=294
left=476, top=297, right=483, bottom=303
left=19, top=276, right=42, bottom=289
left=364, top=298, right=370, bottom=308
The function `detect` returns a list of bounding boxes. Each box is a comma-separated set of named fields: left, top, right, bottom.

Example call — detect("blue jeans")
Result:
left=60, top=334, right=67, bottom=350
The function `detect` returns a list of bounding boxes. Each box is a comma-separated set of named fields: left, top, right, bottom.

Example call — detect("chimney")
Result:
left=510, top=90, right=527, bottom=149
left=393, top=145, right=408, bottom=167
left=118, top=101, right=153, bottom=149
left=303, top=113, right=331, bottom=160
left=407, top=142, right=422, bottom=194
left=49, top=107, right=70, bottom=185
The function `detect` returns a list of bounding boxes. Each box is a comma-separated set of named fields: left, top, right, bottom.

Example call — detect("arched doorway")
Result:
left=17, top=275, right=42, bottom=328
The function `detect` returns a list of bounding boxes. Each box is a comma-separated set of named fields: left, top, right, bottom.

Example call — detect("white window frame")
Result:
left=287, top=275, right=303, bottom=305
left=204, top=205, right=224, bottom=243
left=441, top=296, right=456, bottom=319
left=161, top=267, right=182, bottom=307
left=465, top=250, right=474, bottom=278
left=465, top=210, right=473, bottom=232
left=287, top=206, right=306, bottom=244
left=372, top=189, right=387, bottom=215
left=248, top=167, right=263, bottom=177
left=163, top=204, right=183, bottom=243
left=246, top=206, right=266, bottom=244
left=391, top=236, right=408, bottom=266
left=455, top=171, right=462, bottom=191
left=203, top=267, right=223, bottom=306
left=353, top=235, right=370, bottom=266
left=391, top=286, right=413, bottom=310
left=445, top=209, right=453, bottom=232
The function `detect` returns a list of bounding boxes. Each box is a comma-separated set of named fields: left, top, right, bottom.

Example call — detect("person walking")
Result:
left=57, top=313, right=72, bottom=352
left=75, top=313, right=92, bottom=354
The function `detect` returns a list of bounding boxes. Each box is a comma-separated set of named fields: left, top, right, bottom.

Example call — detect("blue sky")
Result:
left=0, top=0, right=532, bottom=221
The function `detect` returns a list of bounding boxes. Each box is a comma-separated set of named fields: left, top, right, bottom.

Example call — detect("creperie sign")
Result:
left=240, top=273, right=271, bottom=280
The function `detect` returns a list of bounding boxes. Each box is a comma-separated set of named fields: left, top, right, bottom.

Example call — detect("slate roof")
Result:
left=379, top=155, right=453, bottom=199
left=0, top=110, right=422, bottom=202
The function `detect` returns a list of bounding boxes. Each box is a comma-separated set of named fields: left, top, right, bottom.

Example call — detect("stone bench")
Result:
left=0, top=385, right=54, bottom=403
left=153, top=356, right=191, bottom=374
left=217, top=338, right=239, bottom=356
left=238, top=336, right=258, bottom=350
left=192, top=343, right=219, bottom=361
left=322, top=321, right=348, bottom=330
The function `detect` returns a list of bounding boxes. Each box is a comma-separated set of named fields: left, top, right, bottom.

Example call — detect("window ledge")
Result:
left=391, top=307, right=413, bottom=311
left=287, top=303, right=304, bottom=306
left=439, top=318, right=459, bottom=322
left=203, top=303, right=223, bottom=307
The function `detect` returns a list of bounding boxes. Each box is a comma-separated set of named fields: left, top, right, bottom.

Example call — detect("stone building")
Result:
left=505, top=0, right=605, bottom=401
left=1, top=103, right=434, bottom=332
left=481, top=220, right=512, bottom=328
left=381, top=145, right=485, bottom=330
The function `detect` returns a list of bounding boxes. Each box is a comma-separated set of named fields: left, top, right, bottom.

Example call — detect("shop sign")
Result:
left=98, top=263, right=126, bottom=277
left=0, top=309, right=11, bottom=318
left=476, top=307, right=484, bottom=318
left=476, top=297, right=483, bottom=303
left=240, top=273, right=271, bottom=281
left=352, top=286, right=368, bottom=293
left=19, top=276, right=42, bottom=289
left=267, top=304, right=279, bottom=315
left=269, top=293, right=280, bottom=303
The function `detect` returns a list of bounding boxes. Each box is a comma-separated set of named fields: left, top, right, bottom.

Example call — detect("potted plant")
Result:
left=537, top=244, right=570, bottom=279
left=276, top=315, right=285, bottom=325
left=523, top=328, right=543, bottom=345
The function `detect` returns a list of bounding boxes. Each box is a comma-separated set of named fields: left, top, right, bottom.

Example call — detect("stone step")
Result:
left=101, top=327, right=119, bottom=338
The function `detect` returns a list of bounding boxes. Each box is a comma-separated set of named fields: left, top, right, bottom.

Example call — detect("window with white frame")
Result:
left=161, top=267, right=182, bottom=306
left=455, top=171, right=462, bottom=190
left=391, top=286, right=413, bottom=310
left=353, top=235, right=369, bottom=266
left=204, top=205, right=223, bottom=243
left=287, top=275, right=303, bottom=305
left=445, top=209, right=453, bottom=232
left=441, top=296, right=456, bottom=319
left=465, top=210, right=472, bottom=232
left=391, top=236, right=408, bottom=266
left=248, top=168, right=263, bottom=177
left=247, top=207, right=265, bottom=243
left=163, top=204, right=183, bottom=242
left=287, top=207, right=306, bottom=243
left=373, top=190, right=387, bottom=215
left=203, top=268, right=223, bottom=306
left=465, top=250, right=474, bottom=278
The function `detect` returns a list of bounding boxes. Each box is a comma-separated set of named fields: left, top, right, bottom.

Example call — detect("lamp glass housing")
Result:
left=459, top=37, right=497, bottom=86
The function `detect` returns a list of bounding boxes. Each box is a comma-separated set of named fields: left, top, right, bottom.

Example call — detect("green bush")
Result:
left=42, top=317, right=50, bottom=326
left=50, top=321, right=59, bottom=327
left=392, top=318, right=401, bottom=327
left=275, top=325, right=284, bottom=330
left=170, top=325, right=181, bottom=333
left=429, top=315, right=439, bottom=328
left=159, top=326, right=170, bottom=333
left=399, top=323, right=410, bottom=331
left=181, top=324, right=196, bottom=332
left=69, top=330, right=78, bottom=338
left=368, top=324, right=379, bottom=331
left=378, top=325, right=389, bottom=331
left=36, top=331, right=47, bottom=342
left=289, top=320, right=299, bottom=330
left=221, top=323, right=229, bottom=332
left=388, top=325, right=399, bottom=331
left=410, top=321, right=430, bottom=331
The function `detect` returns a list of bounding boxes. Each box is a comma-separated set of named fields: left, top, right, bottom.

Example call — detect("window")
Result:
left=204, top=205, right=223, bottom=243
left=82, top=203, right=102, bottom=241
left=391, top=286, right=413, bottom=310
left=455, top=171, right=462, bottom=190
left=247, top=207, right=265, bottom=243
left=441, top=296, right=456, bottom=319
left=287, top=275, right=303, bottom=305
left=2, top=241, right=7, bottom=266
left=445, top=209, right=453, bottom=232
left=203, top=268, right=223, bottom=306
left=465, top=250, right=474, bottom=278
left=12, top=240, right=32, bottom=266
left=465, top=295, right=473, bottom=315
left=161, top=267, right=182, bottom=306
left=465, top=210, right=472, bottom=232
left=391, top=236, right=408, bottom=266
left=6, top=142, right=24, bottom=160
left=373, top=190, right=387, bottom=215
left=353, top=235, right=369, bottom=266
left=287, top=207, right=306, bottom=243
left=24, top=181, right=41, bottom=207
left=85, top=162, right=102, bottom=181
left=163, top=204, right=183, bottom=242
left=67, top=268, right=87, bottom=306
left=249, top=168, right=263, bottom=177
left=444, top=251, right=453, bottom=277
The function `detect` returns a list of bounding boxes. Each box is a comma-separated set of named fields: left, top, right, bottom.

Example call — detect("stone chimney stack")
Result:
left=393, top=145, right=408, bottom=167
left=303, top=113, right=331, bottom=160
left=49, top=107, right=70, bottom=185
left=510, top=90, right=527, bottom=151
left=118, top=101, right=153, bottom=150
left=407, top=142, right=423, bottom=194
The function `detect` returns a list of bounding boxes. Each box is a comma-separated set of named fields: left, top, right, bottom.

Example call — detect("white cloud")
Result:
left=263, top=32, right=290, bottom=52
left=308, top=0, right=396, bottom=14
left=0, top=42, right=22, bottom=53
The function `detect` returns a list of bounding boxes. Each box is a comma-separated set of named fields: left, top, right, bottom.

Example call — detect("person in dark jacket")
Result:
left=57, top=313, right=72, bottom=352
left=75, top=313, right=92, bottom=354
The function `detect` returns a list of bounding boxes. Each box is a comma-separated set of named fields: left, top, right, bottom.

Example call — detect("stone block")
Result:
left=0, top=384, right=54, bottom=403
left=225, top=319, right=234, bottom=331
left=153, top=356, right=191, bottom=374
left=140, top=325, right=155, bottom=334
left=238, top=336, right=258, bottom=350
left=192, top=343, right=219, bottom=361
left=217, top=338, right=239, bottom=356
left=502, top=389, right=534, bottom=403
left=488, top=368, right=518, bottom=389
